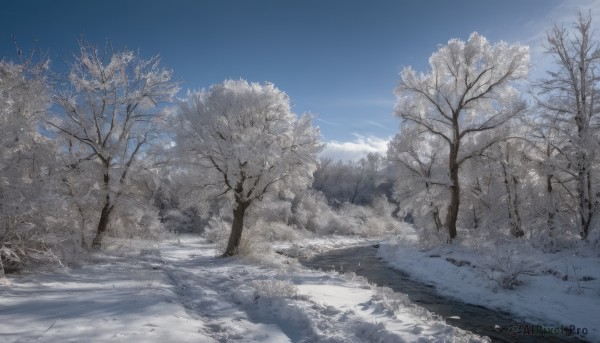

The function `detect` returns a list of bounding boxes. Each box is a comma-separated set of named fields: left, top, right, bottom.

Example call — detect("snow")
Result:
left=1, top=235, right=487, bottom=342
left=378, top=228, right=600, bottom=342
left=0, top=255, right=214, bottom=342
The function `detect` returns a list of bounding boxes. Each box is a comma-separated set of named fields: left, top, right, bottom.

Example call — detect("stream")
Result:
left=297, top=244, right=589, bottom=343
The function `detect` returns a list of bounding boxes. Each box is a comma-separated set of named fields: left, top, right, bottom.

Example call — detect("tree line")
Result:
left=0, top=12, right=598, bottom=273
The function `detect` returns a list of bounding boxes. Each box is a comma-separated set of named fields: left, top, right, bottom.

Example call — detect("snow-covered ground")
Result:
left=1, top=236, right=488, bottom=342
left=378, top=228, right=600, bottom=342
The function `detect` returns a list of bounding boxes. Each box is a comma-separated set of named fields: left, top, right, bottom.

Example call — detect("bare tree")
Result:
left=395, top=32, right=529, bottom=239
left=535, top=12, right=600, bottom=239
left=49, top=40, right=179, bottom=249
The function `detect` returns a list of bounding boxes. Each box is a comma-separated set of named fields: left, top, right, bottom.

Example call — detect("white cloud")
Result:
left=321, top=134, right=390, bottom=162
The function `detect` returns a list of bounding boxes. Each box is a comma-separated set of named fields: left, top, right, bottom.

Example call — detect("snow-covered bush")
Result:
left=247, top=195, right=294, bottom=225
left=249, top=219, right=300, bottom=242
left=240, top=193, right=304, bottom=242
left=291, top=189, right=329, bottom=231
left=0, top=223, right=62, bottom=275
left=292, top=190, right=401, bottom=237
left=372, top=286, right=413, bottom=314
left=250, top=279, right=303, bottom=299
left=203, top=216, right=231, bottom=247
left=416, top=226, right=450, bottom=249
left=527, top=217, right=580, bottom=252
left=108, top=208, right=164, bottom=241
left=481, top=249, right=539, bottom=290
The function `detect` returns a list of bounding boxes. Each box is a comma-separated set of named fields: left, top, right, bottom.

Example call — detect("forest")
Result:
left=2, top=13, right=598, bottom=270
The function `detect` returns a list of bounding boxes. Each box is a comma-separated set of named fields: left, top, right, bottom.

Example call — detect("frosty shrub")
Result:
left=362, top=216, right=394, bottom=237
left=0, top=219, right=67, bottom=275
left=482, top=249, right=539, bottom=290
left=250, top=219, right=299, bottom=242
left=248, top=195, right=294, bottom=225
left=338, top=203, right=370, bottom=227
left=371, top=195, right=396, bottom=218
left=0, top=178, right=84, bottom=273
left=108, top=207, right=164, bottom=242
left=250, top=279, right=302, bottom=299
left=416, top=226, right=451, bottom=249
left=528, top=221, right=579, bottom=253
left=239, top=194, right=305, bottom=242
left=203, top=216, right=231, bottom=251
left=344, top=199, right=401, bottom=237
left=292, top=190, right=331, bottom=232
left=292, top=190, right=400, bottom=237
left=323, top=209, right=361, bottom=235
left=373, top=286, right=413, bottom=314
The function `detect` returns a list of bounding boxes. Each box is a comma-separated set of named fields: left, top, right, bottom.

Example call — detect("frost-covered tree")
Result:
left=388, top=124, right=447, bottom=231
left=0, top=52, right=60, bottom=272
left=525, top=111, right=578, bottom=247
left=177, top=80, right=321, bottom=256
left=535, top=12, right=600, bottom=240
left=461, top=126, right=531, bottom=238
left=49, top=40, right=179, bottom=249
left=395, top=32, right=529, bottom=239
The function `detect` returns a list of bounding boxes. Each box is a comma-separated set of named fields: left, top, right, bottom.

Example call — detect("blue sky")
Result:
left=1, top=0, right=598, bottom=160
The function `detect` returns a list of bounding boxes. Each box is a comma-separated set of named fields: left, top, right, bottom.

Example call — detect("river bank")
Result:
left=377, top=232, right=599, bottom=342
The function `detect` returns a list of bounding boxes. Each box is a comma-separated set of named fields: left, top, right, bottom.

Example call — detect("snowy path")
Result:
left=0, top=251, right=215, bottom=342
left=1, top=237, right=487, bottom=342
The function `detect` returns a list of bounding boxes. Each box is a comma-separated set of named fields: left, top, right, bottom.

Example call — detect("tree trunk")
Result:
left=425, top=182, right=442, bottom=231
left=223, top=201, right=250, bottom=257
left=472, top=204, right=479, bottom=229
left=91, top=160, right=111, bottom=250
left=546, top=173, right=556, bottom=247
left=501, top=161, right=524, bottom=238
left=511, top=175, right=524, bottom=237
left=578, top=155, right=591, bottom=239
left=91, top=198, right=112, bottom=249
left=445, top=144, right=459, bottom=239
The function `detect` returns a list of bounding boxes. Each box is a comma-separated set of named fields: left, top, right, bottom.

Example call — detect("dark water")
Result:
left=297, top=245, right=590, bottom=343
